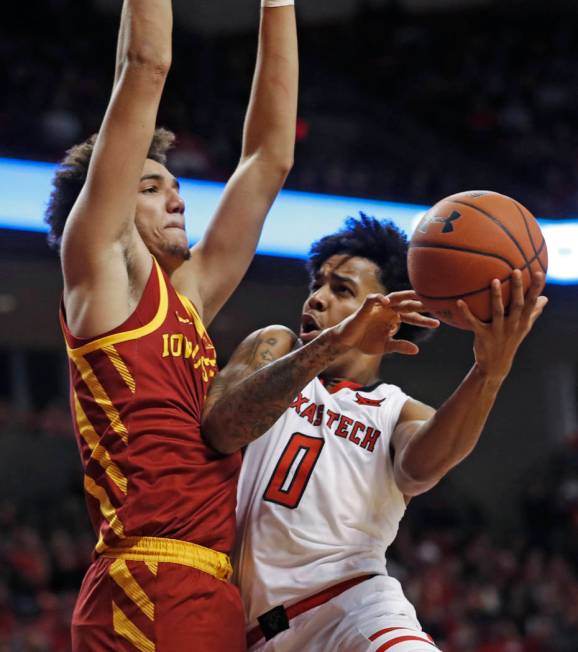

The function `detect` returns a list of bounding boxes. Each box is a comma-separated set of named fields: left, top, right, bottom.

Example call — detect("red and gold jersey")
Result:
left=61, top=258, right=241, bottom=555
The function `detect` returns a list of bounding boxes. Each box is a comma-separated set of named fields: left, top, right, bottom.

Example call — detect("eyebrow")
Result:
left=313, top=271, right=357, bottom=286
left=331, top=271, right=356, bottom=285
left=140, top=174, right=180, bottom=191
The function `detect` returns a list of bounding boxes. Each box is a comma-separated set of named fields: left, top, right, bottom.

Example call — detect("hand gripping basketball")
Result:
left=330, top=292, right=439, bottom=356
left=456, top=270, right=548, bottom=381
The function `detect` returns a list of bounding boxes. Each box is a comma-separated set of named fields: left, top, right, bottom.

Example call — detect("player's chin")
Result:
left=164, top=240, right=191, bottom=261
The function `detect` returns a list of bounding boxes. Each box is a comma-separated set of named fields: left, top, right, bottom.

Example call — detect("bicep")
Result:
left=61, top=66, right=166, bottom=287
left=391, top=398, right=435, bottom=456
left=390, top=399, right=436, bottom=496
left=173, top=159, right=287, bottom=325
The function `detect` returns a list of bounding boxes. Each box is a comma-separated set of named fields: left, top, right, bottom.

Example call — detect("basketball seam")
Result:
left=511, top=200, right=547, bottom=274
left=511, top=200, right=539, bottom=256
left=416, top=240, right=546, bottom=300
left=409, top=242, right=517, bottom=268
left=449, top=199, right=532, bottom=268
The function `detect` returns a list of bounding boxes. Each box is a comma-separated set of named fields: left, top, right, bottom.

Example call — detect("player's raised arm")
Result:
left=203, top=293, right=437, bottom=454
left=391, top=270, right=548, bottom=497
left=173, top=2, right=298, bottom=325
left=60, top=0, right=172, bottom=333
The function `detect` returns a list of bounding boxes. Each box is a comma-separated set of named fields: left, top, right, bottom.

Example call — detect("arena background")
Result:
left=1, top=0, right=578, bottom=650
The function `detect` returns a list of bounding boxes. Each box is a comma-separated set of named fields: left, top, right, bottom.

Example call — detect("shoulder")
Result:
left=397, top=397, right=435, bottom=424
left=203, top=325, right=297, bottom=417
left=255, top=324, right=298, bottom=352
left=231, top=325, right=298, bottom=370
left=390, top=397, right=435, bottom=457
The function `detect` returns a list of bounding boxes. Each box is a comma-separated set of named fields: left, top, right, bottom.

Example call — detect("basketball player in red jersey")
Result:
left=202, top=215, right=547, bottom=651
left=44, top=0, right=297, bottom=649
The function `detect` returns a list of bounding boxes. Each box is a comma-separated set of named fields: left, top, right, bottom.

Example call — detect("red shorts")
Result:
left=71, top=557, right=245, bottom=651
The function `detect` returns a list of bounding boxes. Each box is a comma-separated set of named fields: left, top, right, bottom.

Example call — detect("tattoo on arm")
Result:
left=257, top=338, right=278, bottom=365
left=203, top=330, right=342, bottom=454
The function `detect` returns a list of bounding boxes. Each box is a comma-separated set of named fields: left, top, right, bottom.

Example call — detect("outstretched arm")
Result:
left=392, top=271, right=548, bottom=497
left=113, top=1, right=130, bottom=87
left=203, top=292, right=438, bottom=454
left=62, top=0, right=172, bottom=336
left=173, top=2, right=299, bottom=325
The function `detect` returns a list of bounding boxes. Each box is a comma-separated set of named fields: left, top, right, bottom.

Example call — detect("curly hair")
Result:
left=307, top=212, right=434, bottom=344
left=44, top=128, right=176, bottom=252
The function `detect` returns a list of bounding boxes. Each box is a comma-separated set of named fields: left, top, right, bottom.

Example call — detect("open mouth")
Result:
left=299, top=313, right=322, bottom=341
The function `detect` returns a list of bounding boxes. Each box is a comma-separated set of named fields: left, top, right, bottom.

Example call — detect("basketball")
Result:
left=408, top=190, right=548, bottom=329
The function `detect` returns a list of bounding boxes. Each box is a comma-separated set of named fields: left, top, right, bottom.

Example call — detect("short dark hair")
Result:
left=45, top=128, right=176, bottom=252
left=307, top=212, right=433, bottom=344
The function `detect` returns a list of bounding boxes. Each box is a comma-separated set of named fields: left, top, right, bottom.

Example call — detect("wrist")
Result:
left=471, top=363, right=507, bottom=390
left=317, top=327, right=352, bottom=357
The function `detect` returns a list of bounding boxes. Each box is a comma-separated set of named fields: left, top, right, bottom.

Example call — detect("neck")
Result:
left=158, top=253, right=185, bottom=278
left=319, top=353, right=382, bottom=388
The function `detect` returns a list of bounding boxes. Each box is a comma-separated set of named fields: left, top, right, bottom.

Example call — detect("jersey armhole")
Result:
left=377, top=388, right=411, bottom=509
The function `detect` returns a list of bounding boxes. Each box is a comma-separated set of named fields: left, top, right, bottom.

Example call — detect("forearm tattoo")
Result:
left=204, top=332, right=341, bottom=452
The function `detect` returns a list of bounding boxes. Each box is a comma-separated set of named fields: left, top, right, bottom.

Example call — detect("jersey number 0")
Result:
left=263, top=433, right=324, bottom=509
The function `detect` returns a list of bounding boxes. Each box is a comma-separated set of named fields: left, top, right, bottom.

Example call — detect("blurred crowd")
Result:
left=388, top=435, right=578, bottom=652
left=2, top=1, right=578, bottom=649
left=1, top=399, right=577, bottom=651
left=3, top=1, right=578, bottom=216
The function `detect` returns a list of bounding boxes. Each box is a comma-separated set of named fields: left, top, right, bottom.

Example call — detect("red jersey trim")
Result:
left=61, top=259, right=168, bottom=358
left=321, top=379, right=362, bottom=395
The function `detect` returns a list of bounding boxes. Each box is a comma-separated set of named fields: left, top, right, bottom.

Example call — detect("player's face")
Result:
left=300, top=254, right=385, bottom=343
left=135, top=159, right=190, bottom=262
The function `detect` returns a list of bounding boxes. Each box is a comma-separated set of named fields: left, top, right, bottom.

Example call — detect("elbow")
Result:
left=241, top=151, right=294, bottom=181
left=274, top=156, right=294, bottom=179
left=201, top=419, right=238, bottom=456
left=262, top=156, right=294, bottom=188
left=394, top=462, right=441, bottom=497
left=125, top=48, right=172, bottom=79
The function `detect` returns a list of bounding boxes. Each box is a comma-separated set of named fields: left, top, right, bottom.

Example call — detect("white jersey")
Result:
left=234, top=377, right=414, bottom=628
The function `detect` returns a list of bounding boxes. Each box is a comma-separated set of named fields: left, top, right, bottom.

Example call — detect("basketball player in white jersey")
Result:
left=202, top=214, right=547, bottom=651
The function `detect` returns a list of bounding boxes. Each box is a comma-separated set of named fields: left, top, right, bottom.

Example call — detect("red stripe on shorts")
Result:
left=376, top=635, right=437, bottom=651
left=370, top=627, right=435, bottom=643
left=370, top=627, right=405, bottom=641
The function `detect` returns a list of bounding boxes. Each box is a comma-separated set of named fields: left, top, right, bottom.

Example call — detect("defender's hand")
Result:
left=456, top=270, right=548, bottom=381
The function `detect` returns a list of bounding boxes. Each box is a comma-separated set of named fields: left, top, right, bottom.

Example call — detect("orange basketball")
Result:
left=408, top=190, right=548, bottom=330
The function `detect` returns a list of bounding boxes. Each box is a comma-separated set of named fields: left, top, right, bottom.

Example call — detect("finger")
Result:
left=365, top=293, right=390, bottom=304
left=526, top=271, right=545, bottom=302
left=360, top=294, right=390, bottom=314
left=490, top=278, right=504, bottom=328
left=400, top=312, right=440, bottom=328
left=387, top=290, right=420, bottom=304
left=456, top=299, right=481, bottom=330
left=530, top=270, right=546, bottom=296
left=521, top=272, right=545, bottom=320
left=391, top=300, right=429, bottom=313
left=508, top=270, right=524, bottom=319
left=388, top=339, right=420, bottom=355
left=528, top=296, right=548, bottom=328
